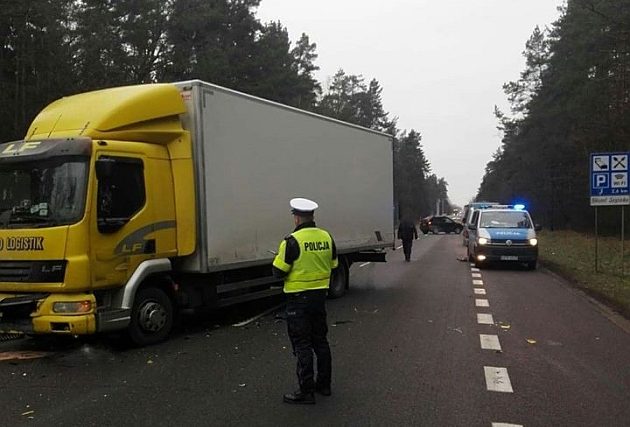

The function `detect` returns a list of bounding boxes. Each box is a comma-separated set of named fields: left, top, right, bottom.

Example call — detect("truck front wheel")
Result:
left=128, top=287, right=174, bottom=346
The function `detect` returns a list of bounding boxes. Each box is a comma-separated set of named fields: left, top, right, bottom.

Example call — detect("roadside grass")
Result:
left=539, top=230, right=630, bottom=318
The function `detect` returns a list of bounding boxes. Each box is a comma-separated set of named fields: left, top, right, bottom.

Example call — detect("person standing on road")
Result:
left=272, top=198, right=338, bottom=405
left=397, top=217, right=418, bottom=262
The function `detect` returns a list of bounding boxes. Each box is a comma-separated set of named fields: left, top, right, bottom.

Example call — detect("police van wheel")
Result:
left=328, top=260, right=349, bottom=299
left=128, top=287, right=174, bottom=346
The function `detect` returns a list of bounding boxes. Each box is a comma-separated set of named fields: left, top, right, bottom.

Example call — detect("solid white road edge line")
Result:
left=484, top=366, right=514, bottom=393
left=477, top=313, right=494, bottom=324
left=474, top=288, right=487, bottom=295
left=480, top=334, right=502, bottom=351
left=475, top=299, right=490, bottom=307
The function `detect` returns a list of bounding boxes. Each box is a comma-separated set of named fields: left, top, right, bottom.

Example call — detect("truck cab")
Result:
left=0, top=84, right=195, bottom=344
left=466, top=205, right=540, bottom=270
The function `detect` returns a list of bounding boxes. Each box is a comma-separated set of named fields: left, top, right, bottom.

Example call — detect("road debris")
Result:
left=21, top=410, right=35, bottom=416
left=526, top=338, right=537, bottom=344
left=0, top=351, right=50, bottom=362
left=332, top=320, right=353, bottom=326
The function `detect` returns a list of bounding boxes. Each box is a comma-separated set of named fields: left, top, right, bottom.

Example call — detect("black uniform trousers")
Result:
left=286, top=289, right=331, bottom=393
left=402, top=238, right=413, bottom=261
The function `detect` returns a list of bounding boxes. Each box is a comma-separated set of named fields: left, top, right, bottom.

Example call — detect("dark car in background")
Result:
left=420, top=215, right=463, bottom=234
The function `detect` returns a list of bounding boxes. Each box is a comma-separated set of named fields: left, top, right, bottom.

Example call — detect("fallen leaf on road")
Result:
left=499, top=323, right=511, bottom=330
left=147, top=360, right=153, bottom=364
left=239, top=384, right=247, bottom=387
left=21, top=410, right=34, bottom=416
left=526, top=338, right=537, bottom=344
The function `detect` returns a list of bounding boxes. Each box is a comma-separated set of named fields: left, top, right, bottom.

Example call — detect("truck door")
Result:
left=91, top=154, right=154, bottom=289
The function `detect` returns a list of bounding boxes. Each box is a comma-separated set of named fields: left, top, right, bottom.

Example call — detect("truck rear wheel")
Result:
left=128, top=287, right=174, bottom=346
left=328, top=260, right=349, bottom=299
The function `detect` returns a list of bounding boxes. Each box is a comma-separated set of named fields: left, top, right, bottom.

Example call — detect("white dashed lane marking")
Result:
left=484, top=366, right=514, bottom=393
left=475, top=299, right=490, bottom=307
left=472, top=272, right=482, bottom=278
left=492, top=423, right=523, bottom=427
left=471, top=267, right=480, bottom=272
left=474, top=288, right=487, bottom=295
left=473, top=279, right=484, bottom=286
left=477, top=313, right=494, bottom=325
left=480, top=334, right=502, bottom=351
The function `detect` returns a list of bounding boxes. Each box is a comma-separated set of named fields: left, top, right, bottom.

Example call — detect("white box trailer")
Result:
left=174, top=80, right=394, bottom=275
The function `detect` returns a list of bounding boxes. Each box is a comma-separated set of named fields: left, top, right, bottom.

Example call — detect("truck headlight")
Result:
left=478, top=237, right=489, bottom=245
left=53, top=301, right=92, bottom=313
left=529, top=238, right=538, bottom=246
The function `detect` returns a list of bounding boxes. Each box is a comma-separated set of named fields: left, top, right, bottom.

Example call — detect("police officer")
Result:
left=272, top=198, right=338, bottom=405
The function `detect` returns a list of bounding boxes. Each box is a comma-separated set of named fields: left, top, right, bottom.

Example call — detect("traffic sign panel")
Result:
left=590, top=152, right=630, bottom=206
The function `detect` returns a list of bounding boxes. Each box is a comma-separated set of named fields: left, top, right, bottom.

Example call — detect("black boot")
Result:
left=283, top=390, right=315, bottom=404
left=315, top=384, right=331, bottom=396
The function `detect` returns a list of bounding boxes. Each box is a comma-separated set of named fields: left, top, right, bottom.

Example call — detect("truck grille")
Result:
left=0, top=261, right=66, bottom=283
left=0, top=262, right=31, bottom=282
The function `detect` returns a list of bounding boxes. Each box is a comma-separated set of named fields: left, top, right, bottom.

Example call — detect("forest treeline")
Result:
left=0, top=0, right=448, bottom=220
left=477, top=0, right=630, bottom=231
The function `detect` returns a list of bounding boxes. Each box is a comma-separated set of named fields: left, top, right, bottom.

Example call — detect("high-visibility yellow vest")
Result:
left=273, top=227, right=338, bottom=293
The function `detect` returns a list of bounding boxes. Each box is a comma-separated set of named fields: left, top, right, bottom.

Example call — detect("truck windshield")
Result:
left=0, top=156, right=88, bottom=228
left=480, top=211, right=532, bottom=229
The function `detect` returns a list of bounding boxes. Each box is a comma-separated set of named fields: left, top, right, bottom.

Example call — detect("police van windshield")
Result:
left=479, top=211, right=532, bottom=229
left=0, top=156, right=89, bottom=229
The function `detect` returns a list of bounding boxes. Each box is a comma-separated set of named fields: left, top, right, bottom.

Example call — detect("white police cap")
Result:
left=290, top=197, right=318, bottom=215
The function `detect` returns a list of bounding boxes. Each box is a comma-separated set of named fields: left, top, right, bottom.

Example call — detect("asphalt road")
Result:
left=1, top=234, right=630, bottom=426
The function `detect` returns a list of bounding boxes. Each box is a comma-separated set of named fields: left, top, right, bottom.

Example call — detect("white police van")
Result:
left=466, top=205, right=541, bottom=270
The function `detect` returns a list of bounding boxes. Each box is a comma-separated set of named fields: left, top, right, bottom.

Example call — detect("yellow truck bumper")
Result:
left=0, top=293, right=97, bottom=335
left=31, top=314, right=96, bottom=334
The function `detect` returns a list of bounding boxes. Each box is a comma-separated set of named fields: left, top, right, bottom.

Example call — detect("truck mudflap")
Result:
left=0, top=293, right=97, bottom=335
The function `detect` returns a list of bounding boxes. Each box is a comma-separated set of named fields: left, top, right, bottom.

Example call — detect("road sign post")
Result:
left=590, top=152, right=630, bottom=274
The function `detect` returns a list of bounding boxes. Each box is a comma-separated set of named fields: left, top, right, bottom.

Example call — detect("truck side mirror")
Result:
left=95, top=157, right=116, bottom=180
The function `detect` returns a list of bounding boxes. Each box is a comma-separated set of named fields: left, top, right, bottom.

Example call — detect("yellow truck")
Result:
left=0, top=80, right=394, bottom=345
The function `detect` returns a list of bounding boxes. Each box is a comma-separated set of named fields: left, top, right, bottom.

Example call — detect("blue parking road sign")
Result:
left=590, top=152, right=630, bottom=206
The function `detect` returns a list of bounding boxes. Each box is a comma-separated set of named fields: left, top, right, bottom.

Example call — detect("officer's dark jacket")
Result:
left=272, top=221, right=338, bottom=293
left=397, top=220, right=418, bottom=240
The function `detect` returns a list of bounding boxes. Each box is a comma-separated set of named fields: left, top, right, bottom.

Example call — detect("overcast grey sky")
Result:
left=256, top=0, right=566, bottom=208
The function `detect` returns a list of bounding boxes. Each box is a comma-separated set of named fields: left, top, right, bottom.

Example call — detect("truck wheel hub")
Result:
left=139, top=302, right=167, bottom=332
